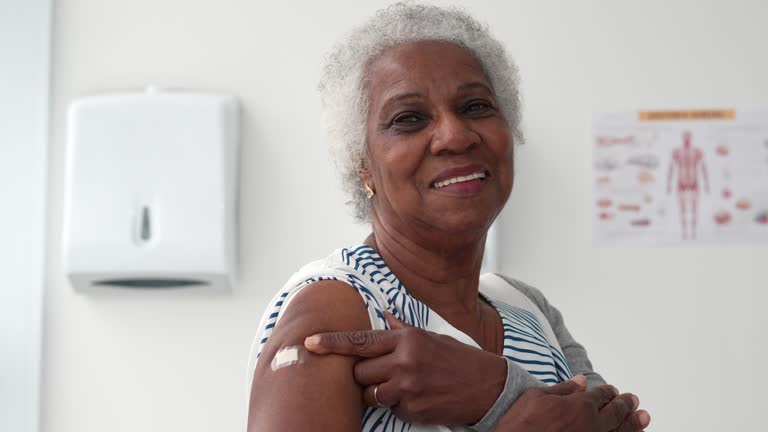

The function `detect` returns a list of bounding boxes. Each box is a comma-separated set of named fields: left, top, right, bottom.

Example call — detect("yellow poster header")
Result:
left=638, top=109, right=735, bottom=121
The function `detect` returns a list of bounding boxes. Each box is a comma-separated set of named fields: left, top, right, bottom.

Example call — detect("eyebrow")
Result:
left=380, top=92, right=423, bottom=110
left=377, top=82, right=495, bottom=116
left=376, top=92, right=424, bottom=122
left=457, top=82, right=494, bottom=94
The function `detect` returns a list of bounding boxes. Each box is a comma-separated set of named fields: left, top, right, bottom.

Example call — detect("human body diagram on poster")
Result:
left=592, top=109, right=768, bottom=245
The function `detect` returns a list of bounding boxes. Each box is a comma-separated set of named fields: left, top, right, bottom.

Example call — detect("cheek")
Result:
left=488, top=130, right=514, bottom=185
left=499, top=151, right=514, bottom=194
left=372, top=137, right=427, bottom=187
left=506, top=142, right=514, bottom=181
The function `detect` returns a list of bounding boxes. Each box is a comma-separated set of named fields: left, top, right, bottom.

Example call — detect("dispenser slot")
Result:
left=92, top=278, right=209, bottom=288
left=140, top=206, right=151, bottom=241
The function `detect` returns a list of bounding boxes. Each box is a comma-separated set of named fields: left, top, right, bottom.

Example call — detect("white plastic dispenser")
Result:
left=63, top=88, right=240, bottom=291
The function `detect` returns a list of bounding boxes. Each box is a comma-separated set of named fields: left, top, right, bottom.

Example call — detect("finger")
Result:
left=615, top=410, right=651, bottom=432
left=598, top=392, right=637, bottom=430
left=582, top=384, right=619, bottom=409
left=569, top=374, right=588, bottom=388
left=304, top=330, right=399, bottom=357
left=383, top=311, right=409, bottom=330
left=363, top=381, right=399, bottom=408
left=353, top=355, right=396, bottom=386
left=542, top=376, right=588, bottom=396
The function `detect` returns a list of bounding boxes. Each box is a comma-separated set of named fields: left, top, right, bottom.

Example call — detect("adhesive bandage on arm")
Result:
left=270, top=346, right=309, bottom=371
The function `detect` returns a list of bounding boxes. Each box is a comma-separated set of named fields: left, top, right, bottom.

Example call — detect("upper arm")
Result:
left=247, top=280, right=372, bottom=431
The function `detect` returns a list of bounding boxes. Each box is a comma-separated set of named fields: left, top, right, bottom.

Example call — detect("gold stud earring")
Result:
left=364, top=183, right=375, bottom=199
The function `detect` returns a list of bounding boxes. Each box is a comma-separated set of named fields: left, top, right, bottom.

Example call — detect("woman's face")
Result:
left=363, top=40, right=513, bottom=235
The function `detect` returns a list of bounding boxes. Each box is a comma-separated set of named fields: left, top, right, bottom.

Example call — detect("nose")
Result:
left=429, top=113, right=479, bottom=156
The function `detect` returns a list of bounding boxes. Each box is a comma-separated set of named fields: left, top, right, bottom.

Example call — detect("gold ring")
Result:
left=373, top=384, right=385, bottom=408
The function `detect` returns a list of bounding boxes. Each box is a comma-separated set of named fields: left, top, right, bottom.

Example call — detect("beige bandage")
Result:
left=270, top=345, right=307, bottom=371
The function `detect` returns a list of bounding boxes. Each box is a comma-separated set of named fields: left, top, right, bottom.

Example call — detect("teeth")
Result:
left=433, top=171, right=486, bottom=189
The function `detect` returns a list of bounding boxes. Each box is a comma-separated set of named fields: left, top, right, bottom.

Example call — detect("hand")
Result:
left=305, top=312, right=506, bottom=425
left=497, top=376, right=651, bottom=432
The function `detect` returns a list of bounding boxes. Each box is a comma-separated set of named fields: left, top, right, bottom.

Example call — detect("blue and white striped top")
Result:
left=247, top=245, right=572, bottom=432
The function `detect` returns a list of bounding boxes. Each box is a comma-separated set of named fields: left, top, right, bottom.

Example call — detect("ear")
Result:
left=356, top=157, right=374, bottom=190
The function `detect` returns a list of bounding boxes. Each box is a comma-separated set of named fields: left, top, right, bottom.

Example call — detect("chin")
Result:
left=430, top=209, right=496, bottom=236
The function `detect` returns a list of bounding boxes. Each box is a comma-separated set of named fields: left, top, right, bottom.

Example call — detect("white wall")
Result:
left=492, top=2, right=768, bottom=431
left=0, top=1, right=50, bottom=431
left=44, top=1, right=768, bottom=431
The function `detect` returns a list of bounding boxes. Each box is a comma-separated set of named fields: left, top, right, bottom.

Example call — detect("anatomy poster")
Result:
left=592, top=109, right=768, bottom=245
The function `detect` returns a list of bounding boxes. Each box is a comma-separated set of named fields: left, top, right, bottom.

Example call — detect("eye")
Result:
left=462, top=100, right=495, bottom=116
left=387, top=111, right=428, bottom=133
left=392, top=112, right=423, bottom=125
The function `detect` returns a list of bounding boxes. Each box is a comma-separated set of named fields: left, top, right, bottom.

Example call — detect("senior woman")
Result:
left=247, top=3, right=650, bottom=431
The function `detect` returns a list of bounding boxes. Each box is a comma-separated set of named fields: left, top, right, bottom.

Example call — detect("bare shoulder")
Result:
left=262, top=279, right=373, bottom=351
left=247, top=280, right=372, bottom=431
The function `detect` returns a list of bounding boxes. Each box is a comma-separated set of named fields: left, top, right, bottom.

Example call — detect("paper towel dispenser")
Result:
left=63, top=88, right=240, bottom=291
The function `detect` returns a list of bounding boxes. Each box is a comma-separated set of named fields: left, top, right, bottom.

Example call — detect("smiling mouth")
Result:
left=431, top=171, right=488, bottom=189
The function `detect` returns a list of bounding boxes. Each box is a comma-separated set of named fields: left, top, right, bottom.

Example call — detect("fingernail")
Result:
left=631, top=394, right=640, bottom=409
left=610, top=385, right=619, bottom=396
left=638, top=411, right=650, bottom=427
left=304, top=335, right=321, bottom=348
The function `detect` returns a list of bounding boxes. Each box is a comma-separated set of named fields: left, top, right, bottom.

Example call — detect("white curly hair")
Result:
left=318, top=1, right=523, bottom=222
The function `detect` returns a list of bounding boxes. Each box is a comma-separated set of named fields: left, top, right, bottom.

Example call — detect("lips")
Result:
left=430, top=164, right=489, bottom=189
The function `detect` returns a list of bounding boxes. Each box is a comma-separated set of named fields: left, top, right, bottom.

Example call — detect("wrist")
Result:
left=470, top=358, right=545, bottom=432
left=467, top=352, right=507, bottom=424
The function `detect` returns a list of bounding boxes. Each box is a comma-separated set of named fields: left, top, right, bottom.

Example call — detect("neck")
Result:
left=364, top=210, right=488, bottom=326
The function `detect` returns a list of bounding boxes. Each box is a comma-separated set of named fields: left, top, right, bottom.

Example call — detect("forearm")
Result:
left=543, top=301, right=605, bottom=389
left=469, top=275, right=608, bottom=431
left=562, top=339, right=605, bottom=389
left=465, top=353, right=510, bottom=424
left=469, top=359, right=544, bottom=432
